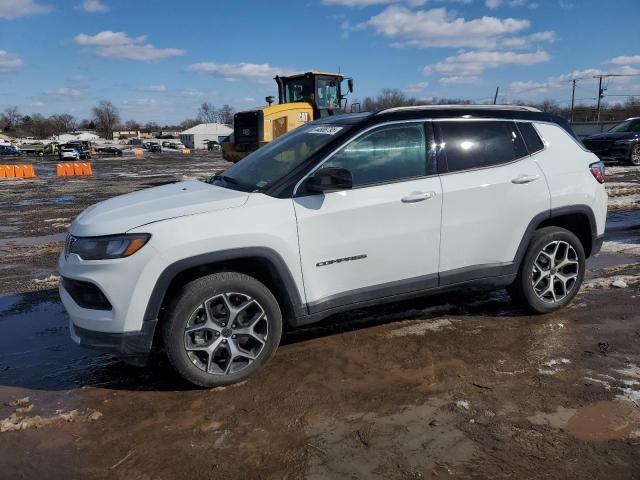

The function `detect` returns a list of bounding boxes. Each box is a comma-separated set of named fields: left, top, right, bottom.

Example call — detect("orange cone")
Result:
left=4, top=165, right=15, bottom=177
left=0, top=165, right=5, bottom=178
left=64, top=163, right=74, bottom=176
left=73, top=163, right=83, bottom=175
left=81, top=163, right=92, bottom=175
left=24, top=164, right=35, bottom=178
left=13, top=165, right=25, bottom=177
left=56, top=164, right=65, bottom=176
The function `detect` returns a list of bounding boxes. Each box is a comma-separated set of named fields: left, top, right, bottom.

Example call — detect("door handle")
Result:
left=401, top=191, right=435, bottom=203
left=511, top=174, right=540, bottom=184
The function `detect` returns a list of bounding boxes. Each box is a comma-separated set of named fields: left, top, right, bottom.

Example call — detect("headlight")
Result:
left=67, top=233, right=150, bottom=260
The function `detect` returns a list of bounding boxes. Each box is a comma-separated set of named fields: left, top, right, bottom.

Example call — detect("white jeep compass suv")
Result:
left=59, top=105, right=607, bottom=387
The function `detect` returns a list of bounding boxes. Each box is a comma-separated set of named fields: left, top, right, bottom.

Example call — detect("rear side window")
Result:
left=438, top=120, right=527, bottom=173
left=518, top=122, right=544, bottom=154
left=323, top=123, right=427, bottom=187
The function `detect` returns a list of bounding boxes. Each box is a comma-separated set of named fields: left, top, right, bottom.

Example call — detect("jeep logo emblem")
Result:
left=242, top=129, right=251, bottom=136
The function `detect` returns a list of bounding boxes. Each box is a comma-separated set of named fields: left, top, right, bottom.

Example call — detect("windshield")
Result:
left=214, top=123, right=350, bottom=191
left=609, top=120, right=640, bottom=133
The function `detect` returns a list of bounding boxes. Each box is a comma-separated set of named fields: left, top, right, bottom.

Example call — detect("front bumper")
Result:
left=70, top=319, right=156, bottom=365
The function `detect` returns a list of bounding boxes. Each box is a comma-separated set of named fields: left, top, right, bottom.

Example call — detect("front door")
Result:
left=293, top=121, right=442, bottom=313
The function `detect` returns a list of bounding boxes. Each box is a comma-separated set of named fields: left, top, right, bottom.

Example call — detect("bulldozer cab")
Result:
left=275, top=72, right=352, bottom=118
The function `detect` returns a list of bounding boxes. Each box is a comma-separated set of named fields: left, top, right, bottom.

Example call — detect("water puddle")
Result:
left=587, top=253, right=636, bottom=271
left=567, top=401, right=640, bottom=441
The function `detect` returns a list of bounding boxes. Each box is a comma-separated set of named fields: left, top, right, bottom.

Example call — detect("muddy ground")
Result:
left=0, top=153, right=639, bottom=479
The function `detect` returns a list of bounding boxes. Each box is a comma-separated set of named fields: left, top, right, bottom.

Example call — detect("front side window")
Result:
left=316, top=77, right=339, bottom=109
left=322, top=123, right=427, bottom=187
left=284, top=78, right=313, bottom=103
left=439, top=120, right=527, bottom=173
left=217, top=122, right=352, bottom=191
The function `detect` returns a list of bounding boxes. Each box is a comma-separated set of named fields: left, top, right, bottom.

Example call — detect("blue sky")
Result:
left=1, top=0, right=639, bottom=125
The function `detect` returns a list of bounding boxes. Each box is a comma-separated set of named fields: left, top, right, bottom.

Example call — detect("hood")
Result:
left=584, top=131, right=639, bottom=141
left=71, top=180, right=249, bottom=237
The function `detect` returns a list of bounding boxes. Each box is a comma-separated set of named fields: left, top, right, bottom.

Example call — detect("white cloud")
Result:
left=241, top=97, right=256, bottom=103
left=78, top=0, right=108, bottom=13
left=0, top=0, right=50, bottom=19
left=68, top=74, right=87, bottom=82
left=187, top=61, right=296, bottom=82
left=508, top=64, right=640, bottom=95
left=322, top=0, right=427, bottom=6
left=610, top=55, right=640, bottom=65
left=30, top=101, right=45, bottom=107
left=0, top=50, right=23, bottom=72
left=180, top=89, right=205, bottom=97
left=405, top=81, right=429, bottom=93
left=354, top=6, right=530, bottom=49
left=485, top=0, right=501, bottom=7
left=439, top=75, right=480, bottom=85
left=74, top=31, right=184, bottom=61
left=121, top=98, right=159, bottom=109
left=138, top=84, right=166, bottom=92
left=425, top=50, right=550, bottom=78
left=49, top=87, right=83, bottom=98
left=501, top=30, right=555, bottom=48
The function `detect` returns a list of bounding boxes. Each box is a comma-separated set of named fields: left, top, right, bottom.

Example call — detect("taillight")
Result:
left=589, top=161, right=605, bottom=184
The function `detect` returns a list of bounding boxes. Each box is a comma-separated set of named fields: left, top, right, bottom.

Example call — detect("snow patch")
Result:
left=583, top=274, right=640, bottom=290
left=614, top=364, right=640, bottom=380
left=387, top=318, right=456, bottom=337
left=584, top=377, right=612, bottom=390
left=455, top=400, right=470, bottom=411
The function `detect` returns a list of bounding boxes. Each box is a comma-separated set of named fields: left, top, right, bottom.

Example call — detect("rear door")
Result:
left=436, top=119, right=550, bottom=284
left=293, top=121, right=442, bottom=312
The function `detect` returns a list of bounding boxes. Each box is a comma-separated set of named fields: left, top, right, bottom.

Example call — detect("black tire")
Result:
left=630, top=144, right=640, bottom=166
left=162, top=271, right=282, bottom=387
left=510, top=226, right=585, bottom=313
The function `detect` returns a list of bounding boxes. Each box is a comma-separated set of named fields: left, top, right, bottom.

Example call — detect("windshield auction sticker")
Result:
left=308, top=126, right=343, bottom=135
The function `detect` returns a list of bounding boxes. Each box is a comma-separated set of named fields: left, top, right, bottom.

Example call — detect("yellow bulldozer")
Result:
left=221, top=71, right=353, bottom=163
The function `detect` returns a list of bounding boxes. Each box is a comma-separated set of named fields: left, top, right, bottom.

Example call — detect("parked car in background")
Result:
left=96, top=146, right=123, bottom=156
left=169, top=142, right=186, bottom=149
left=59, top=148, right=80, bottom=160
left=149, top=143, right=162, bottom=152
left=582, top=117, right=640, bottom=165
left=161, top=141, right=171, bottom=148
left=63, top=141, right=92, bottom=160
left=0, top=145, right=22, bottom=156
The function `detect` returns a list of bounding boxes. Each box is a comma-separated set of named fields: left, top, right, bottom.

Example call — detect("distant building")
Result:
left=180, top=123, right=233, bottom=150
left=55, top=132, right=99, bottom=143
left=113, top=130, right=140, bottom=140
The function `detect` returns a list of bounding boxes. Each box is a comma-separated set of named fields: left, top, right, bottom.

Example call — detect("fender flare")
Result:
left=143, top=247, right=306, bottom=322
left=513, top=204, right=598, bottom=267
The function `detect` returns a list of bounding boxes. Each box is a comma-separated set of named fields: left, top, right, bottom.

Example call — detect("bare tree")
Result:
left=180, top=118, right=199, bottom=130
left=142, top=121, right=159, bottom=133
left=1, top=106, right=22, bottom=131
left=50, top=113, right=77, bottom=134
left=125, top=119, right=141, bottom=131
left=198, top=102, right=218, bottom=123
left=92, top=101, right=120, bottom=140
left=217, top=104, right=235, bottom=125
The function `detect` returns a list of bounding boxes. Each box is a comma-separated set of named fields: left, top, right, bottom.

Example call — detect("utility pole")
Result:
left=570, top=79, right=576, bottom=123
left=493, top=86, right=499, bottom=105
left=595, top=76, right=604, bottom=122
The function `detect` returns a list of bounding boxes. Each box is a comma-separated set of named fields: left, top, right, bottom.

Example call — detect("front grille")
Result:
left=62, top=277, right=112, bottom=311
left=233, top=110, right=262, bottom=150
left=583, top=139, right=613, bottom=153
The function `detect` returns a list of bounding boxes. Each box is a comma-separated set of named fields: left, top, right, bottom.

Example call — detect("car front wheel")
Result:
left=510, top=226, right=585, bottom=313
left=630, top=144, right=640, bottom=166
left=162, top=272, right=282, bottom=387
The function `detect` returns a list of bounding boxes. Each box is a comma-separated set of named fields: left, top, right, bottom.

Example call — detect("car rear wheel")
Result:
left=630, top=144, right=640, bottom=166
left=162, top=271, right=282, bottom=387
left=510, top=226, right=585, bottom=313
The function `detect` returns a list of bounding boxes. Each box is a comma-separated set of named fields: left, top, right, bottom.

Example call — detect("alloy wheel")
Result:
left=531, top=240, right=579, bottom=303
left=632, top=145, right=640, bottom=166
left=183, top=293, right=268, bottom=375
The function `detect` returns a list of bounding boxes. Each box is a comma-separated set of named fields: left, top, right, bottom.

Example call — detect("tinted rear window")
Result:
left=518, top=122, right=544, bottom=154
left=438, top=121, right=527, bottom=173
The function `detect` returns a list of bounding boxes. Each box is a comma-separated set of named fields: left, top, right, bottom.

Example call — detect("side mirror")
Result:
left=347, top=78, right=354, bottom=93
left=305, top=167, right=353, bottom=193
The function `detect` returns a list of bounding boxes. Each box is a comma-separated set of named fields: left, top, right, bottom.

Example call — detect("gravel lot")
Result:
left=0, top=153, right=639, bottom=479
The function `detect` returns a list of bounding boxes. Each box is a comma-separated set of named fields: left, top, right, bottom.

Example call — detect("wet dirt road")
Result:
left=0, top=154, right=639, bottom=479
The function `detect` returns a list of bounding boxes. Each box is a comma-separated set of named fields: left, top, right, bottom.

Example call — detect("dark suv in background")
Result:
left=582, top=117, right=640, bottom=165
